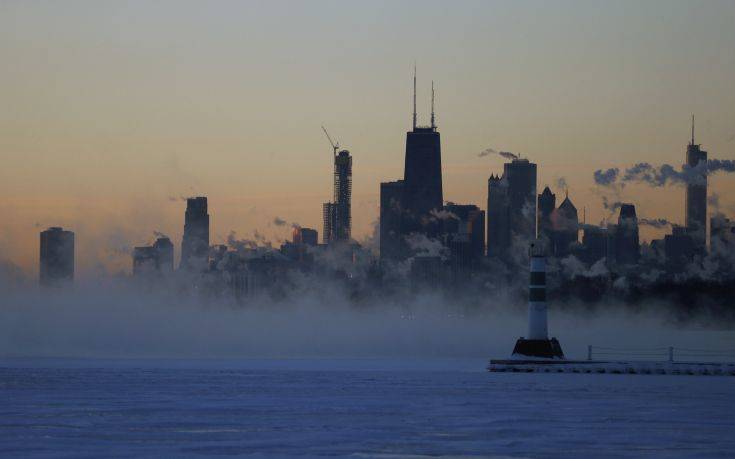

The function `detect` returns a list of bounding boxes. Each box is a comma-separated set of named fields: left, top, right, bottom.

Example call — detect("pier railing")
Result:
left=587, top=345, right=735, bottom=362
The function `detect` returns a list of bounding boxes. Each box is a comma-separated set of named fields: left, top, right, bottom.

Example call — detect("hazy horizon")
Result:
left=2, top=0, right=734, bottom=277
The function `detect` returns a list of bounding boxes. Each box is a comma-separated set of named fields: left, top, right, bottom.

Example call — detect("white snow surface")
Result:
left=1, top=358, right=733, bottom=458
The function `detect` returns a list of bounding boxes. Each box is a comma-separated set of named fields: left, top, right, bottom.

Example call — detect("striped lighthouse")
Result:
left=528, top=253, right=548, bottom=340
left=511, top=243, right=565, bottom=359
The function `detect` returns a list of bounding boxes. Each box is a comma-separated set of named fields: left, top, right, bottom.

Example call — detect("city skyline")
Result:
left=2, top=1, right=735, bottom=276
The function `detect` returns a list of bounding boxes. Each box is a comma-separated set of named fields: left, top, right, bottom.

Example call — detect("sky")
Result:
left=1, top=0, right=734, bottom=276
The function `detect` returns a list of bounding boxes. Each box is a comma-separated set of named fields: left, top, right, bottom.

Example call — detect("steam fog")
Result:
left=1, top=265, right=733, bottom=360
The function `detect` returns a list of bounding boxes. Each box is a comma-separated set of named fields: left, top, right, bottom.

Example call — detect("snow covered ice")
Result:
left=1, top=358, right=733, bottom=458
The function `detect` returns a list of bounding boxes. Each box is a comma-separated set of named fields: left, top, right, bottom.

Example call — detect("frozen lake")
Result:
left=1, top=358, right=733, bottom=458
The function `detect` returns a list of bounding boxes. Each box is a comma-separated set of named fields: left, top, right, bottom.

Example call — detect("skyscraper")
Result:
left=180, top=197, right=210, bottom=269
left=134, top=236, right=174, bottom=276
left=486, top=158, right=537, bottom=260
left=401, top=71, right=443, bottom=238
left=553, top=194, right=578, bottom=257
left=685, top=116, right=707, bottom=249
left=379, top=180, right=405, bottom=261
left=537, top=186, right=556, bottom=248
left=612, top=203, right=640, bottom=265
left=486, top=174, right=510, bottom=258
left=39, top=227, right=74, bottom=286
left=504, top=158, right=537, bottom=241
left=323, top=149, right=352, bottom=243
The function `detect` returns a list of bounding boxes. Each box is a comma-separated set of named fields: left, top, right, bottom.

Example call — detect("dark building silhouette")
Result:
left=611, top=204, right=640, bottom=265
left=293, top=227, right=318, bottom=246
left=133, top=236, right=174, bottom=276
left=552, top=194, right=579, bottom=257
left=180, top=197, right=210, bottom=269
left=39, top=227, right=74, bottom=286
left=486, top=158, right=537, bottom=260
left=322, top=202, right=336, bottom=243
left=685, top=116, right=707, bottom=249
left=505, top=158, right=537, bottom=240
left=323, top=149, right=353, bottom=243
left=401, top=72, right=443, bottom=239
left=441, top=204, right=485, bottom=270
left=379, top=180, right=405, bottom=261
left=664, top=226, right=695, bottom=268
left=580, top=225, right=608, bottom=265
left=537, top=186, right=556, bottom=247
left=487, top=174, right=510, bottom=258
left=711, top=215, right=734, bottom=249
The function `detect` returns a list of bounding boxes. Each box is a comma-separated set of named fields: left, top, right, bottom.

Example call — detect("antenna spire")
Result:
left=691, top=114, right=695, bottom=145
left=412, top=63, right=417, bottom=130
left=431, top=80, right=435, bottom=129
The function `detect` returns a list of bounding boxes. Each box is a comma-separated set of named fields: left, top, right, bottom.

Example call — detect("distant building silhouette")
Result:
left=487, top=174, right=510, bottom=258
left=293, top=227, right=318, bottom=246
left=441, top=204, right=485, bottom=273
left=580, top=225, right=608, bottom=265
left=401, top=70, right=443, bottom=241
left=323, top=150, right=352, bottom=243
left=611, top=204, right=640, bottom=265
left=39, top=227, right=74, bottom=287
left=486, top=158, right=537, bottom=260
left=664, top=226, right=695, bottom=268
left=685, top=116, right=707, bottom=249
left=379, top=180, right=405, bottom=261
left=132, top=236, right=173, bottom=276
left=537, top=186, right=556, bottom=248
left=552, top=194, right=578, bottom=257
left=180, top=197, right=210, bottom=269
left=711, top=215, right=734, bottom=248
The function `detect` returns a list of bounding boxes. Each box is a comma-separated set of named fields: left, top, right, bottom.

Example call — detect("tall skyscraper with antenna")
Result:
left=685, top=115, right=707, bottom=249
left=401, top=67, right=443, bottom=238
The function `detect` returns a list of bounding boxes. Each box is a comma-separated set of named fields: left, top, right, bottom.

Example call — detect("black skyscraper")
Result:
left=612, top=203, right=640, bottom=265
left=487, top=174, right=510, bottom=258
left=401, top=72, right=443, bottom=237
left=39, top=227, right=74, bottom=286
left=504, top=158, right=537, bottom=241
left=685, top=116, right=707, bottom=249
left=180, top=197, right=210, bottom=269
left=537, top=186, right=556, bottom=248
left=380, top=180, right=405, bottom=261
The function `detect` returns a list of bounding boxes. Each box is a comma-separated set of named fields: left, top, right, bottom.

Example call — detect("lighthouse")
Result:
left=511, top=243, right=565, bottom=359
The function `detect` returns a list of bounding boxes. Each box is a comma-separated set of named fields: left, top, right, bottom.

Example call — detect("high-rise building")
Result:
left=537, top=186, right=556, bottom=249
left=333, top=150, right=352, bottom=241
left=664, top=225, right=695, bottom=268
left=180, top=197, right=210, bottom=269
left=487, top=174, right=510, bottom=258
left=379, top=180, right=405, bottom=261
left=442, top=203, right=485, bottom=265
left=504, top=158, right=537, bottom=241
left=580, top=225, right=608, bottom=265
left=685, top=116, right=707, bottom=249
left=612, top=203, right=640, bottom=265
left=133, top=236, right=174, bottom=276
left=322, top=202, right=336, bottom=243
left=553, top=194, right=578, bottom=257
left=711, top=215, right=734, bottom=246
left=39, top=227, right=74, bottom=286
left=293, top=227, right=318, bottom=246
left=486, top=158, right=537, bottom=260
left=401, top=71, right=443, bottom=238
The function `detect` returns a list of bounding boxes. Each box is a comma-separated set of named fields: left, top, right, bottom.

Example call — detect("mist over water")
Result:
left=1, top=274, right=732, bottom=361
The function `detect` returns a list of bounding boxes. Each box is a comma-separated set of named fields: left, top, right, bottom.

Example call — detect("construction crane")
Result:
left=321, top=125, right=339, bottom=157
